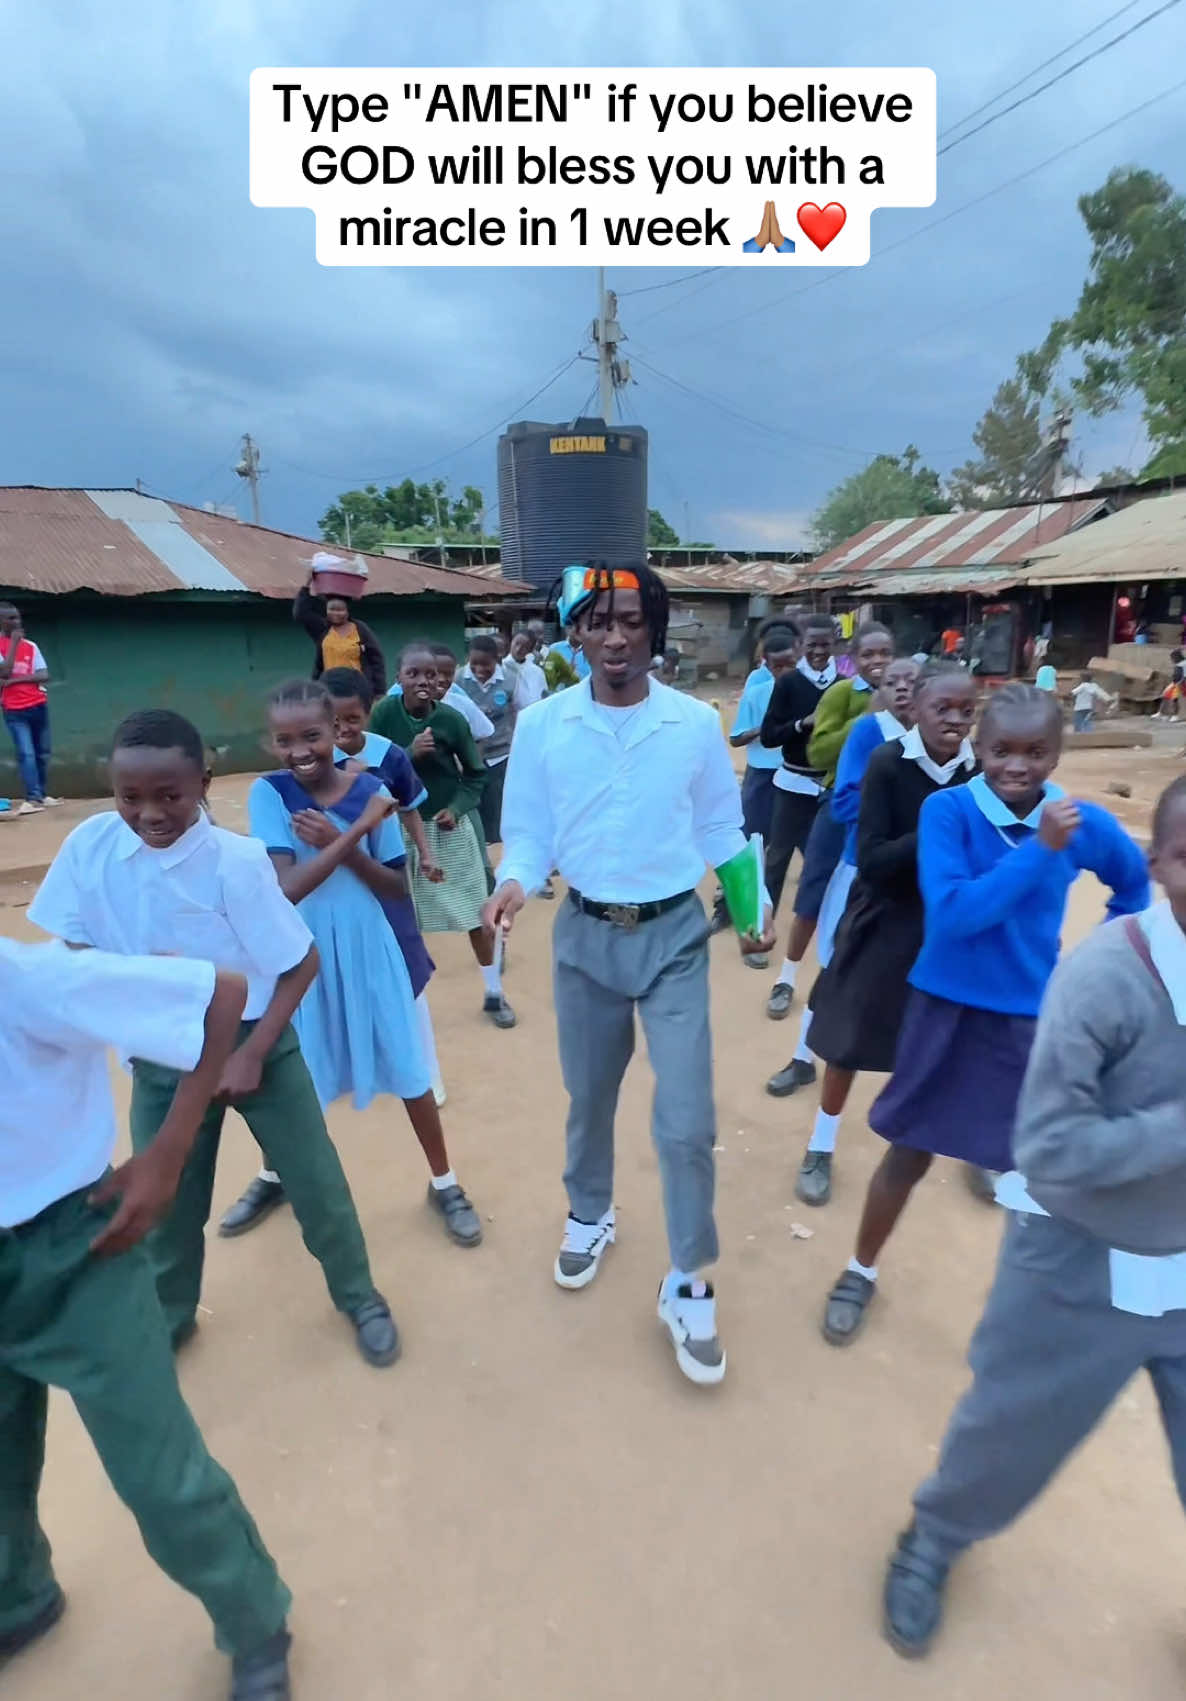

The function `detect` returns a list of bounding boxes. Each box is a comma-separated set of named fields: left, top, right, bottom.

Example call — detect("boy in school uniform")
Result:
left=882, top=773, right=1186, bottom=1658
left=28, top=709, right=399, bottom=1368
left=0, top=942, right=293, bottom=1699
left=486, top=563, right=775, bottom=1386
left=759, top=614, right=837, bottom=923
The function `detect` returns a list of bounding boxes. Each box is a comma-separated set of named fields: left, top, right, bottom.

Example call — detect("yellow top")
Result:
left=320, top=623, right=363, bottom=674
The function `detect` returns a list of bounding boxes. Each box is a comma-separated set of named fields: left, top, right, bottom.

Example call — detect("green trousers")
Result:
left=0, top=1186, right=291, bottom=1652
left=130, top=1021, right=374, bottom=1341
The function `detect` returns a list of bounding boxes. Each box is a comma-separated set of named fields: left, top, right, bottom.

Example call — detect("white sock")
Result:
left=480, top=961, right=502, bottom=998
left=808, top=1110, right=841, bottom=1154
left=430, top=1170, right=458, bottom=1191
left=793, top=1009, right=815, bottom=1065
left=258, top=1168, right=280, bottom=1185
left=415, top=993, right=442, bottom=1090
left=847, top=1256, right=878, bottom=1282
left=775, top=957, right=798, bottom=990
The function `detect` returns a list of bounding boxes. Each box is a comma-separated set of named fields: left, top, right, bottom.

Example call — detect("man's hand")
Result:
left=434, top=808, right=457, bottom=832
left=1038, top=798, right=1082, bottom=852
left=88, top=1147, right=184, bottom=1257
left=217, top=1046, right=264, bottom=1102
left=411, top=729, right=436, bottom=759
left=483, top=880, right=527, bottom=937
left=739, top=903, right=776, bottom=960
left=293, top=809, right=338, bottom=848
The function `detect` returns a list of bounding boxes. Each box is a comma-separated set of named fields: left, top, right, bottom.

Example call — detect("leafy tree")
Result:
left=320, top=479, right=496, bottom=550
left=1043, top=168, right=1186, bottom=479
left=948, top=372, right=1044, bottom=508
left=647, top=508, right=680, bottom=547
left=813, top=446, right=951, bottom=551
left=1093, top=464, right=1137, bottom=484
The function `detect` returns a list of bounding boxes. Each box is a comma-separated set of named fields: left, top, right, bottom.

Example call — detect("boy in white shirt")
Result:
left=1070, top=671, right=1116, bottom=733
left=0, top=944, right=292, bottom=1699
left=29, top=709, right=398, bottom=1368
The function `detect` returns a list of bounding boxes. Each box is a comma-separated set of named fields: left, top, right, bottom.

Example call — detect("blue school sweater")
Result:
left=831, top=712, right=894, bottom=865
left=911, top=777, right=1150, bottom=1017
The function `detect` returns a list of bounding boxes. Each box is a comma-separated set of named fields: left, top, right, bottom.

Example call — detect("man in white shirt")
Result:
left=507, top=629, right=549, bottom=705
left=0, top=942, right=293, bottom=1699
left=485, top=564, right=774, bottom=1386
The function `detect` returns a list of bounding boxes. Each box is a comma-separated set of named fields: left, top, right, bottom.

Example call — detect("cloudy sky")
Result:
left=4, top=1, right=1183, bottom=550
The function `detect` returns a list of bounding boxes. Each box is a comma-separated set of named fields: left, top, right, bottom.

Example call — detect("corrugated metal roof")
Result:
left=0, top=488, right=528, bottom=600
left=657, top=560, right=814, bottom=594
left=1025, top=489, right=1186, bottom=585
left=809, top=498, right=1108, bottom=588
left=862, top=568, right=1022, bottom=597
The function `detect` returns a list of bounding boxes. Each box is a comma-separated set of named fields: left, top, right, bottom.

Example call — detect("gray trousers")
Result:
left=914, top=1213, right=1186, bottom=1559
left=553, top=893, right=718, bottom=1273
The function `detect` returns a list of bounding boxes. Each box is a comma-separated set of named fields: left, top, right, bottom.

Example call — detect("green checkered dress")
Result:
left=404, top=812, right=488, bottom=934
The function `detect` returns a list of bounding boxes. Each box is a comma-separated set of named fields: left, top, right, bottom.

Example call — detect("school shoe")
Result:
left=657, top=1276, right=726, bottom=1386
left=346, top=1293, right=401, bottom=1366
left=766, top=1058, right=816, bottom=1098
left=743, top=952, right=769, bottom=970
left=230, top=1627, right=292, bottom=1699
left=554, top=1210, right=615, bottom=1288
left=15, top=801, right=43, bottom=815
left=218, top=1176, right=287, bottom=1237
left=766, top=982, right=794, bottom=1019
left=0, top=1586, right=66, bottom=1661
left=427, top=1181, right=483, bottom=1247
left=882, top=1527, right=951, bottom=1659
left=483, top=994, right=517, bottom=1029
left=42, top=796, right=63, bottom=808
left=795, top=1150, right=833, bottom=1205
left=822, top=1269, right=876, bottom=1345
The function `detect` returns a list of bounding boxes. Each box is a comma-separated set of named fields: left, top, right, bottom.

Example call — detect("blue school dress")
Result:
left=248, top=771, right=431, bottom=1109
left=334, top=733, right=434, bottom=1000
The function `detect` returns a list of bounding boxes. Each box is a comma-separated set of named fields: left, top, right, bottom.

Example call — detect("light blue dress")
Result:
left=248, top=772, right=430, bottom=1110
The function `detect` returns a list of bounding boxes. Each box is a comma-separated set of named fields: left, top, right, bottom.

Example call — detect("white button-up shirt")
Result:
left=498, top=678, right=746, bottom=903
left=0, top=939, right=215, bottom=1228
left=29, top=811, right=312, bottom=1021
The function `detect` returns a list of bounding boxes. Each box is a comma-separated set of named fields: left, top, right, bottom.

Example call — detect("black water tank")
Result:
left=497, top=417, right=648, bottom=590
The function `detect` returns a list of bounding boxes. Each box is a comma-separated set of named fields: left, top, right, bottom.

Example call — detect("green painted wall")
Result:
left=0, top=591, right=468, bottom=797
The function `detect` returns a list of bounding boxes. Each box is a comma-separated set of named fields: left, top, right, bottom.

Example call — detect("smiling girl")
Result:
left=247, top=679, right=482, bottom=1249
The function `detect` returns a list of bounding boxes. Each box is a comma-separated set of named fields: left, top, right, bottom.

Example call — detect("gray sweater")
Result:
left=1015, top=916, right=1186, bottom=1255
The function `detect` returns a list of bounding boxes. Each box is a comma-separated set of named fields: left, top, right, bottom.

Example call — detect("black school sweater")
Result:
left=760, top=669, right=833, bottom=784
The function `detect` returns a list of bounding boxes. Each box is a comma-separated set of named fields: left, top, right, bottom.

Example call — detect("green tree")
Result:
left=947, top=372, right=1044, bottom=508
left=813, top=446, right=951, bottom=551
left=1044, top=168, right=1186, bottom=479
left=320, top=479, right=496, bottom=549
left=647, top=507, right=680, bottom=547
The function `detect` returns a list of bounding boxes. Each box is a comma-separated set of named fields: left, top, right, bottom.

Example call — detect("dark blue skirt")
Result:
left=381, top=893, right=435, bottom=1001
left=868, top=988, right=1036, bottom=1172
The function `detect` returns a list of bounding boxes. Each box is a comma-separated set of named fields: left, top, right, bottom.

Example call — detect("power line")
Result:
left=939, top=0, right=1149, bottom=141
left=939, top=0, right=1183, bottom=156
left=677, top=74, right=1186, bottom=344
left=618, top=268, right=721, bottom=297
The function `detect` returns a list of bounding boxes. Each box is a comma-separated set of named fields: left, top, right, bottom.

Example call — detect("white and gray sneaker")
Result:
left=554, top=1210, right=615, bottom=1289
left=657, top=1278, right=727, bottom=1385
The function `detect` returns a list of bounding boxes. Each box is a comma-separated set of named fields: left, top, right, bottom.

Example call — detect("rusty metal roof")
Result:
left=809, top=498, right=1109, bottom=589
left=0, top=488, right=528, bottom=600
left=657, top=560, right=815, bottom=594
left=1024, top=489, right=1186, bottom=585
left=862, top=567, right=1023, bottom=598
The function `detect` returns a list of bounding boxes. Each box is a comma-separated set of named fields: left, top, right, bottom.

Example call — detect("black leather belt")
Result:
left=568, top=888, right=694, bottom=930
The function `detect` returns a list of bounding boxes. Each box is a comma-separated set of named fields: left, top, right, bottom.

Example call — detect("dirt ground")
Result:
left=4, top=737, right=1186, bottom=1701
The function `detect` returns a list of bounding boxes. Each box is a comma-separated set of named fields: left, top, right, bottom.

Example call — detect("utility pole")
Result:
left=592, top=270, right=631, bottom=422
left=431, top=486, right=448, bottom=569
left=235, top=434, right=262, bottom=526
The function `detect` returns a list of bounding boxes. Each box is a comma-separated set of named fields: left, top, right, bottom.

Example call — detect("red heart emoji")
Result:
left=797, top=202, right=847, bottom=251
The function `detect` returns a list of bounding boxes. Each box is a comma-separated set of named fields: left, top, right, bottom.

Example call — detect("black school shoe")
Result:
left=882, top=1527, right=951, bottom=1658
left=346, top=1293, right=401, bottom=1367
left=219, top=1176, right=287, bottom=1237
left=231, top=1627, right=292, bottom=1699
left=822, top=1269, right=876, bottom=1345
left=0, top=1587, right=66, bottom=1661
left=483, top=994, right=517, bottom=1029
left=766, top=1058, right=817, bottom=1098
left=427, top=1182, right=483, bottom=1247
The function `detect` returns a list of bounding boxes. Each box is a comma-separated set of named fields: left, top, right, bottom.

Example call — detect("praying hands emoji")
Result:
left=743, top=200, right=796, bottom=254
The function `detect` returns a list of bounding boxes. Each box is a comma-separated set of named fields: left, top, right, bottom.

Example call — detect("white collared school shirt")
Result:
left=29, top=810, right=312, bottom=1021
left=497, top=677, right=746, bottom=904
left=0, top=939, right=215, bottom=1228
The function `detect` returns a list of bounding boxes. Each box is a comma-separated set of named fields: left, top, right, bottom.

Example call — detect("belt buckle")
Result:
left=605, top=903, right=641, bottom=931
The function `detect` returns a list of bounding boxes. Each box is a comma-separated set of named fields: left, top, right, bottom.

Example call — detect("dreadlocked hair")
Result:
left=111, top=708, right=205, bottom=773
left=979, top=680, right=1062, bottom=739
left=546, top=560, right=670, bottom=655
left=267, top=677, right=335, bottom=721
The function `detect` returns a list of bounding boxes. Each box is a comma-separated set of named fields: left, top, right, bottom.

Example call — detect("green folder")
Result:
left=716, top=836, right=765, bottom=938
